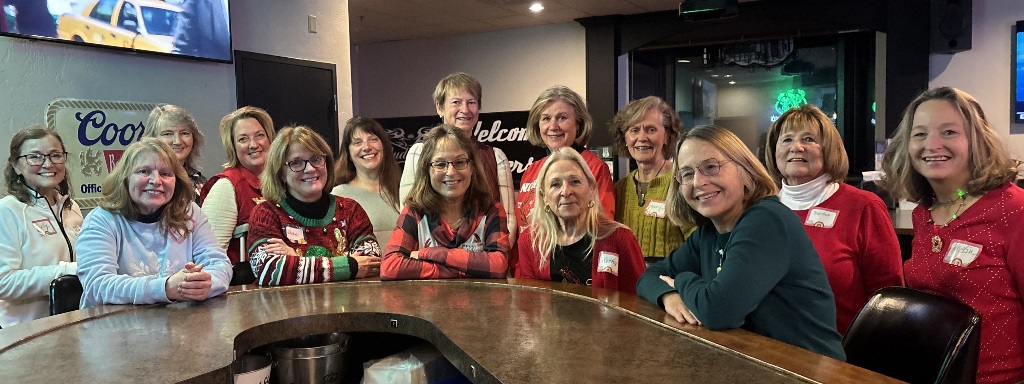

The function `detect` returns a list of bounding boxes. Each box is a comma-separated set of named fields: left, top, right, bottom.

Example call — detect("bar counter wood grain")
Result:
left=0, top=279, right=902, bottom=383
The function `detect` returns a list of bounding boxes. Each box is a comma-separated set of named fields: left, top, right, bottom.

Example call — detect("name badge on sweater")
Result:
left=597, top=251, right=619, bottom=276
left=284, top=225, right=307, bottom=244
left=31, top=218, right=57, bottom=236
left=944, top=240, right=982, bottom=267
left=805, top=208, right=839, bottom=228
left=645, top=200, right=667, bottom=218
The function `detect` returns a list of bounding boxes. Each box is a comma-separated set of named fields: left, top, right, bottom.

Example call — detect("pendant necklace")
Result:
left=635, top=160, right=666, bottom=206
left=927, top=188, right=967, bottom=253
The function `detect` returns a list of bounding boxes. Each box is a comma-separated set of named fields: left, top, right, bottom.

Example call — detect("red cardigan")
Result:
left=515, top=226, right=644, bottom=294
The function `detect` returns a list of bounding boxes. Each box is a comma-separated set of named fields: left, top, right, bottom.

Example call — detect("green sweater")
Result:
left=614, top=169, right=694, bottom=258
left=637, top=196, right=845, bottom=360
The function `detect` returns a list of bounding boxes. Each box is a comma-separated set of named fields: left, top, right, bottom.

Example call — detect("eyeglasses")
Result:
left=429, top=158, right=471, bottom=172
left=285, top=155, right=326, bottom=172
left=674, top=159, right=733, bottom=185
left=18, top=152, right=68, bottom=166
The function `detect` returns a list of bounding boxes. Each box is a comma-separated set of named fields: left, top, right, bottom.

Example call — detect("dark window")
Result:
left=89, top=0, right=118, bottom=24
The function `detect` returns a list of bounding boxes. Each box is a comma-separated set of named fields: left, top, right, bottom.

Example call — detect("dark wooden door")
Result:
left=234, top=50, right=339, bottom=154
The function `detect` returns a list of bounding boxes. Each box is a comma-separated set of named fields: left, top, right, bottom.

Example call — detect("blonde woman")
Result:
left=146, top=104, right=206, bottom=198
left=76, top=138, right=231, bottom=306
left=515, top=147, right=644, bottom=293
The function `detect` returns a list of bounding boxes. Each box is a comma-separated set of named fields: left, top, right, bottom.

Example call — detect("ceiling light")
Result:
left=728, top=81, right=736, bottom=84
left=724, top=74, right=732, bottom=78
left=529, top=3, right=544, bottom=12
left=677, top=59, right=691, bottom=63
left=710, top=74, right=719, bottom=77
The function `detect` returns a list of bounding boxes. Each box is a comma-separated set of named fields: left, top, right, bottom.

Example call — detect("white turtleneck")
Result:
left=778, top=174, right=840, bottom=211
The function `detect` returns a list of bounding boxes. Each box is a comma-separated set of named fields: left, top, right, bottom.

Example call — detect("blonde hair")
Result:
left=433, top=72, right=482, bottom=110
left=100, top=138, right=195, bottom=236
left=881, top=86, right=1016, bottom=204
left=525, top=86, right=593, bottom=148
left=260, top=126, right=336, bottom=204
left=218, top=106, right=276, bottom=168
left=529, top=147, right=624, bottom=270
left=667, top=125, right=779, bottom=228
left=145, top=104, right=205, bottom=173
left=763, top=104, right=849, bottom=185
left=609, top=96, right=682, bottom=160
left=406, top=125, right=492, bottom=218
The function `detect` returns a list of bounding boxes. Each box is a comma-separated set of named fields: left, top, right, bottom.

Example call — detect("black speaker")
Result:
left=930, top=0, right=972, bottom=54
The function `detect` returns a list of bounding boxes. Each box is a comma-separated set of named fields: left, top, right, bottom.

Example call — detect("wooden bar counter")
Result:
left=0, top=279, right=901, bottom=383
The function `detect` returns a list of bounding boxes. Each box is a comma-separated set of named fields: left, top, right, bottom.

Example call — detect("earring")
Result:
left=588, top=201, right=594, bottom=208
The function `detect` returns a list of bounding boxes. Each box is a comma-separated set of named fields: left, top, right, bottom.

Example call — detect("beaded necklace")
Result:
left=927, top=188, right=967, bottom=252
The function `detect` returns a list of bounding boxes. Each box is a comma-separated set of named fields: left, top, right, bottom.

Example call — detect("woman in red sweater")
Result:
left=881, top=87, right=1024, bottom=384
left=763, top=104, right=904, bottom=334
left=516, top=147, right=644, bottom=294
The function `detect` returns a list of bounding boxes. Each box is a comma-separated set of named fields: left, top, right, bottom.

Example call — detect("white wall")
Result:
left=0, top=0, right=352, bottom=177
left=929, top=0, right=1024, bottom=158
left=353, top=22, right=586, bottom=118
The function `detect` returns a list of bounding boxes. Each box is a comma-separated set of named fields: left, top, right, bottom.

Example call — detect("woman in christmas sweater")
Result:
left=515, top=147, right=645, bottom=294
left=76, top=138, right=232, bottom=307
left=763, top=104, right=904, bottom=335
left=514, top=85, right=615, bottom=275
left=381, top=125, right=509, bottom=280
left=881, top=87, right=1024, bottom=384
left=0, top=127, right=82, bottom=327
left=247, top=126, right=381, bottom=286
left=609, top=96, right=694, bottom=259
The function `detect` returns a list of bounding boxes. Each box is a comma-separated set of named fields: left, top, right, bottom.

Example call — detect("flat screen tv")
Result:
left=1, top=0, right=231, bottom=63
left=1015, top=20, right=1024, bottom=124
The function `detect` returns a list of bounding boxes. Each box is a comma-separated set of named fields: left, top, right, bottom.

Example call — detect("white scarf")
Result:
left=778, top=174, right=839, bottom=211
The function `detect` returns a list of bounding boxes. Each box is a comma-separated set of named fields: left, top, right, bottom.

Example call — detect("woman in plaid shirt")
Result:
left=381, top=125, right=510, bottom=280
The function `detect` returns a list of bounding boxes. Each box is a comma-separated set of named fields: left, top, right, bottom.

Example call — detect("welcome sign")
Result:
left=45, top=99, right=158, bottom=209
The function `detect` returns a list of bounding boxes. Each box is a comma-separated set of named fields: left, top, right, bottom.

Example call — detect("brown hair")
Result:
left=218, top=106, right=276, bottom=168
left=525, top=85, right=593, bottom=148
left=5, top=126, right=73, bottom=204
left=881, top=86, right=1016, bottom=204
left=667, top=125, right=779, bottom=228
left=609, top=96, right=682, bottom=160
left=528, top=147, right=624, bottom=269
left=763, top=104, right=849, bottom=185
left=100, top=138, right=195, bottom=236
left=145, top=104, right=205, bottom=174
left=406, top=125, right=492, bottom=218
left=335, top=116, right=401, bottom=208
left=433, top=72, right=483, bottom=110
left=260, top=126, right=337, bottom=204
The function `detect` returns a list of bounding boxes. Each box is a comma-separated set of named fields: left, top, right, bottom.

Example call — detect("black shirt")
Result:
left=549, top=235, right=593, bottom=285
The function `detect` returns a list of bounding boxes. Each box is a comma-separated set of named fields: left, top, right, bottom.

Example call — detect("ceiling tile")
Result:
left=481, top=14, right=548, bottom=28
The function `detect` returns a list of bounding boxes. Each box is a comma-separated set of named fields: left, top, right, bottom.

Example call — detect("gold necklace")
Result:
left=928, top=188, right=968, bottom=253
left=634, top=161, right=666, bottom=206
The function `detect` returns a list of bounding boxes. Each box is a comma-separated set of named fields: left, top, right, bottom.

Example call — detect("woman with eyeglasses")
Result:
left=609, top=96, right=695, bottom=259
left=381, top=125, right=509, bottom=280
left=247, top=126, right=381, bottom=286
left=75, top=138, right=232, bottom=307
left=637, top=125, right=845, bottom=360
left=515, top=147, right=645, bottom=293
left=146, top=104, right=206, bottom=200
left=0, top=127, right=82, bottom=327
left=764, top=104, right=903, bottom=335
left=332, top=117, right=401, bottom=246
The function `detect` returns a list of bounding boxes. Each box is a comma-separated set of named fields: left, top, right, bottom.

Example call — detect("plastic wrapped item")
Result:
left=360, top=344, right=470, bottom=384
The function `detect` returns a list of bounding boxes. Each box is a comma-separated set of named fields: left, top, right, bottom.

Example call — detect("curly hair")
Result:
left=763, top=104, right=849, bottom=185
left=218, top=106, right=276, bottom=168
left=525, top=85, right=593, bottom=148
left=335, top=116, right=402, bottom=209
left=260, top=125, right=337, bottom=204
left=406, top=125, right=492, bottom=218
left=5, top=126, right=74, bottom=205
left=667, top=125, right=779, bottom=228
left=145, top=104, right=205, bottom=174
left=528, top=147, right=624, bottom=270
left=609, top=96, right=682, bottom=160
left=880, top=87, right=1016, bottom=205
left=100, top=138, right=195, bottom=236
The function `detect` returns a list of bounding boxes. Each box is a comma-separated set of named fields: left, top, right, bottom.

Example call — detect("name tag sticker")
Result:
left=597, top=251, right=619, bottom=276
left=645, top=200, right=667, bottom=218
left=284, top=225, right=306, bottom=244
left=31, top=218, right=57, bottom=236
left=944, top=240, right=982, bottom=267
left=805, top=208, right=839, bottom=228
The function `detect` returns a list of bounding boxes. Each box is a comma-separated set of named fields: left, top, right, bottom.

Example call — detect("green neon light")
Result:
left=774, top=89, right=808, bottom=114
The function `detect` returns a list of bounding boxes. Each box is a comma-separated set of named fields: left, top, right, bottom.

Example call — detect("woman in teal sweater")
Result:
left=637, top=125, right=845, bottom=360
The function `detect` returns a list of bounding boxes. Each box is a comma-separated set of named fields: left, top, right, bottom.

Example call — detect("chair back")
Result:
left=230, top=223, right=256, bottom=286
left=842, top=287, right=980, bottom=384
left=49, top=275, right=84, bottom=315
